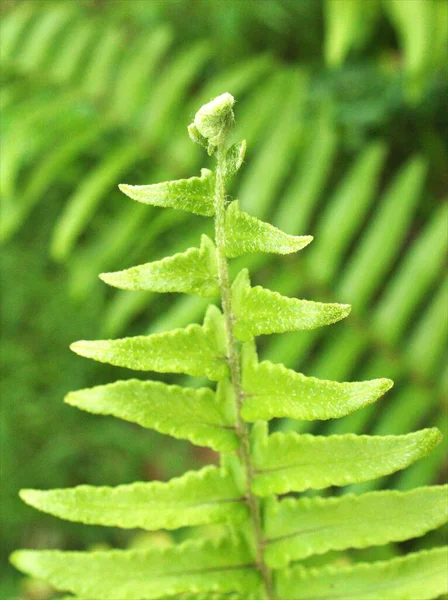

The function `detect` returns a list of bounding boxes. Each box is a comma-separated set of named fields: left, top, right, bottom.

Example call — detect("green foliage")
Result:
left=20, top=465, right=247, bottom=530
left=264, top=485, right=448, bottom=567
left=224, top=200, right=313, bottom=258
left=251, top=424, right=441, bottom=496
left=277, top=547, right=448, bottom=600
left=2, top=3, right=446, bottom=599
left=12, top=94, right=447, bottom=600
left=70, top=305, right=228, bottom=380
left=65, top=379, right=238, bottom=452
left=241, top=341, right=393, bottom=421
left=11, top=537, right=260, bottom=600
left=232, top=269, right=351, bottom=341
left=118, top=169, right=215, bottom=216
left=100, top=234, right=219, bottom=297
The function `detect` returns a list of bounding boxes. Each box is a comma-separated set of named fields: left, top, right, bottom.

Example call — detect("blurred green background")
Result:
left=1, top=0, right=447, bottom=597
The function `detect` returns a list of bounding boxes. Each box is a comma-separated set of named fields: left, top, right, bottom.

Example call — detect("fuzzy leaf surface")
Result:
left=225, top=141, right=246, bottom=181
left=100, top=235, right=219, bottom=297
left=275, top=547, right=448, bottom=600
left=162, top=594, right=258, bottom=600
left=232, top=270, right=350, bottom=341
left=65, top=379, right=238, bottom=451
left=20, top=466, right=247, bottom=530
left=118, top=168, right=215, bottom=216
left=11, top=537, right=260, bottom=600
left=70, top=305, right=228, bottom=380
left=240, top=342, right=393, bottom=422
left=251, top=425, right=441, bottom=496
left=264, top=485, right=448, bottom=568
left=224, top=201, right=312, bottom=258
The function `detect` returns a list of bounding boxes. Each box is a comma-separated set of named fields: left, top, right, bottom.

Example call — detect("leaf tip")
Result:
left=70, top=340, right=99, bottom=359
left=19, top=488, right=41, bottom=507
left=341, top=303, right=352, bottom=317
left=9, top=550, right=21, bottom=569
left=10, top=549, right=33, bottom=572
left=118, top=183, right=130, bottom=193
left=426, top=427, right=443, bottom=447
left=69, top=341, right=84, bottom=355
left=374, top=378, right=394, bottom=394
left=98, top=272, right=116, bottom=286
left=63, top=390, right=77, bottom=407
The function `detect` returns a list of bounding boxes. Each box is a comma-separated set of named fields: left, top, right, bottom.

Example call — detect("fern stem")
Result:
left=213, top=145, right=275, bottom=600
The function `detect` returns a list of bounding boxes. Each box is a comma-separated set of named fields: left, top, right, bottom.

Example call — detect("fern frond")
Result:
left=11, top=537, right=261, bottom=600
left=224, top=201, right=313, bottom=258
left=100, top=235, right=219, bottom=297
left=20, top=465, right=247, bottom=530
left=70, top=304, right=228, bottom=380
left=276, top=546, right=448, bottom=600
left=232, top=269, right=351, bottom=341
left=10, top=88, right=446, bottom=600
left=119, top=169, right=215, bottom=216
left=264, top=485, right=448, bottom=567
left=65, top=379, right=238, bottom=451
left=50, top=145, right=142, bottom=262
left=240, top=342, right=393, bottom=422
left=251, top=424, right=441, bottom=496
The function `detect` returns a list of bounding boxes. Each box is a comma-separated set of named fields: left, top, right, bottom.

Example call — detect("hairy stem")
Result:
left=213, top=144, right=274, bottom=600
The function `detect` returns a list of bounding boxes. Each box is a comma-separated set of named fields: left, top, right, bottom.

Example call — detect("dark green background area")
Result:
left=1, top=1, right=447, bottom=598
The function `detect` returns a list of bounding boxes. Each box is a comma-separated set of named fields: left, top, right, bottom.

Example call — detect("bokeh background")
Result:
left=1, top=0, right=447, bottom=597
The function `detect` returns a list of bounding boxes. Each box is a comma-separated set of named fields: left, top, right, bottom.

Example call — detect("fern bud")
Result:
left=189, top=92, right=235, bottom=153
left=187, top=123, right=208, bottom=148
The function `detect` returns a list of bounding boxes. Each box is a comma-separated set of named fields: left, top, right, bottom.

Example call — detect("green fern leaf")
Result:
left=232, top=269, right=351, bottom=341
left=57, top=595, right=256, bottom=600
left=224, top=201, right=313, bottom=258
left=19, top=465, right=247, bottom=530
left=162, top=594, right=257, bottom=600
left=100, top=235, right=219, bottom=297
left=57, top=593, right=257, bottom=600
left=240, top=342, right=393, bottom=422
left=225, top=141, right=247, bottom=181
left=70, top=305, right=228, bottom=380
left=51, top=144, right=141, bottom=262
left=10, top=537, right=261, bottom=600
left=118, top=168, right=215, bottom=216
left=264, top=485, right=448, bottom=568
left=64, top=379, right=238, bottom=451
left=275, top=547, right=448, bottom=600
left=251, top=424, right=441, bottom=496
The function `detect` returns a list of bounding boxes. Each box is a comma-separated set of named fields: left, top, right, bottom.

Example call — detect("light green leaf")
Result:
left=225, top=140, right=246, bottom=181
left=240, top=342, right=392, bottom=422
left=275, top=547, right=448, bottom=600
left=384, top=0, right=432, bottom=80
left=57, top=593, right=256, bottom=600
left=162, top=594, right=257, bottom=600
left=20, top=465, right=248, bottom=530
left=264, top=485, right=448, bottom=568
left=118, top=168, right=215, bottom=217
left=251, top=423, right=441, bottom=496
left=100, top=235, right=219, bottom=297
left=232, top=269, right=350, bottom=341
left=10, top=537, right=261, bottom=600
left=337, top=157, right=426, bottom=310
left=224, top=201, right=313, bottom=258
left=65, top=379, right=238, bottom=451
left=324, top=0, right=378, bottom=68
left=51, top=143, right=140, bottom=262
left=70, top=304, right=228, bottom=380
